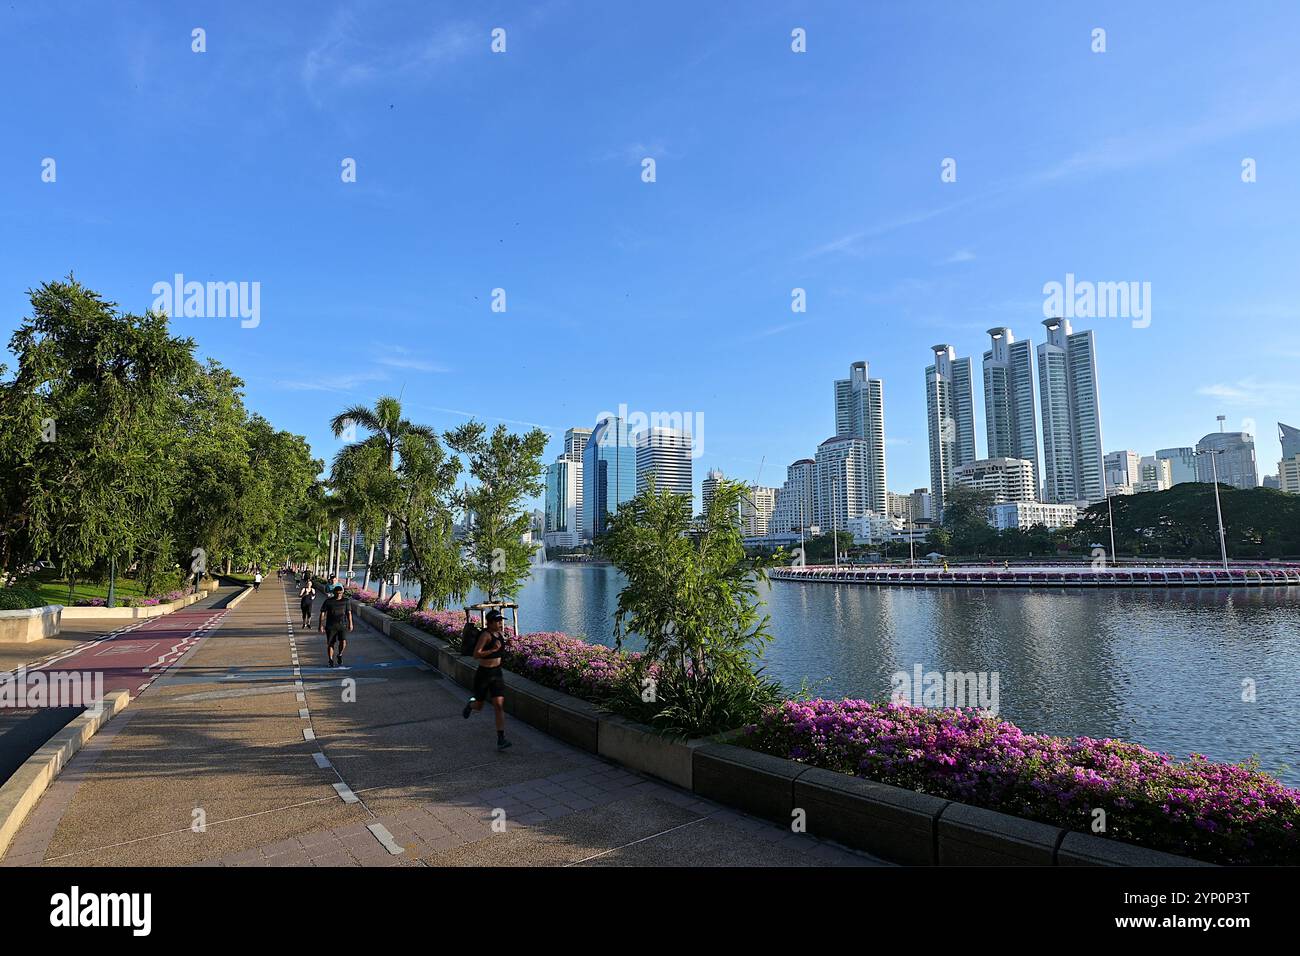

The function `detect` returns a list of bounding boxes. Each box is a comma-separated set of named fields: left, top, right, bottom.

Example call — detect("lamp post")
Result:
left=1196, top=447, right=1230, bottom=570
left=1102, top=467, right=1118, bottom=568
left=831, top=476, right=840, bottom=568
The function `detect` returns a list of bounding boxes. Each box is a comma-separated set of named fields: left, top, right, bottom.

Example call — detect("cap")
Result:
left=486, top=610, right=504, bottom=622
left=332, top=585, right=343, bottom=593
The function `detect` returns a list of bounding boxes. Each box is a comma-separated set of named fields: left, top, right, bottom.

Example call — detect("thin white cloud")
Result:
left=1197, top=378, right=1300, bottom=407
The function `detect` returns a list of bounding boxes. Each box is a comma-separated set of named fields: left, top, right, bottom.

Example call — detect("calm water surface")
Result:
left=445, top=564, right=1300, bottom=785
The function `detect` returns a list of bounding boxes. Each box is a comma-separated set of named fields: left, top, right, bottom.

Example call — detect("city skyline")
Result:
left=4, top=3, right=1300, bottom=507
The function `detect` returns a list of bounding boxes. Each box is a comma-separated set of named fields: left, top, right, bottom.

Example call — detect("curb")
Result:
left=0, top=690, right=131, bottom=861
left=347, top=600, right=1216, bottom=867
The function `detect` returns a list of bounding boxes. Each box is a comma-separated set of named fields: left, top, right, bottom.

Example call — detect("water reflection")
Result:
left=456, top=565, right=1300, bottom=784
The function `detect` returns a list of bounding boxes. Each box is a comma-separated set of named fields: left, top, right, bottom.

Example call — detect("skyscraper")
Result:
left=701, top=468, right=724, bottom=516
left=564, top=426, right=592, bottom=462
left=1195, top=431, right=1258, bottom=489
left=740, top=485, right=779, bottom=537
left=1280, top=422, right=1300, bottom=459
left=982, top=327, right=1040, bottom=495
left=814, top=435, right=874, bottom=533
left=832, top=361, right=888, bottom=514
left=925, top=344, right=977, bottom=513
left=543, top=457, right=583, bottom=548
left=582, top=415, right=636, bottom=540
left=1037, top=318, right=1105, bottom=504
left=635, top=427, right=693, bottom=498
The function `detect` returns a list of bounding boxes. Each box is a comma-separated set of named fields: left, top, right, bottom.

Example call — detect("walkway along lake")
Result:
left=410, top=563, right=1300, bottom=786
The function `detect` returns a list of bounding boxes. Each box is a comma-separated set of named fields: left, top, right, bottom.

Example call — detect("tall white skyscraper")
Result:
left=832, top=361, right=888, bottom=515
left=635, top=427, right=694, bottom=498
left=814, top=435, right=875, bottom=533
left=1037, top=318, right=1105, bottom=504
left=925, top=344, right=977, bottom=513
left=983, top=327, right=1040, bottom=496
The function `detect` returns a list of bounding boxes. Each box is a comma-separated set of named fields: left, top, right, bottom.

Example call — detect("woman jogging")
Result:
left=461, top=610, right=512, bottom=751
left=298, top=578, right=316, bottom=628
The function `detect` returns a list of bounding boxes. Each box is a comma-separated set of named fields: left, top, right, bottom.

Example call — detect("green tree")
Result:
left=330, top=396, right=436, bottom=598
left=390, top=430, right=469, bottom=610
left=444, top=421, right=547, bottom=602
left=802, top=530, right=853, bottom=564
left=602, top=477, right=784, bottom=737
left=3, top=278, right=194, bottom=594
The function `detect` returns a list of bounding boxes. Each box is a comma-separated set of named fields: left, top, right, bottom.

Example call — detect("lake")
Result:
left=416, top=562, right=1300, bottom=785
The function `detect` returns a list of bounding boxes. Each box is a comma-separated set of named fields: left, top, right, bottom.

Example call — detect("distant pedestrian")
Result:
left=462, top=610, right=511, bottom=751
left=254, top=570, right=263, bottom=591
left=318, top=584, right=353, bottom=668
left=298, top=579, right=316, bottom=627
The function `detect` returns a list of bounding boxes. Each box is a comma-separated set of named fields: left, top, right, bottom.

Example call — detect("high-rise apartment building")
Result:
left=740, top=485, right=779, bottom=537
left=832, top=361, right=888, bottom=514
left=952, top=457, right=1037, bottom=504
left=1037, top=318, right=1105, bottom=504
left=926, top=345, right=977, bottom=513
left=582, top=415, right=637, bottom=540
left=770, top=459, right=815, bottom=534
left=982, top=327, right=1040, bottom=495
left=1280, top=422, right=1300, bottom=459
left=634, top=427, right=693, bottom=498
left=814, top=435, right=876, bottom=533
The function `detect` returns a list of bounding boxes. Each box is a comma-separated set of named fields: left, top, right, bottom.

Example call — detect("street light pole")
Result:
left=1103, top=469, right=1117, bottom=567
left=832, top=476, right=839, bottom=568
left=1208, top=449, right=1229, bottom=570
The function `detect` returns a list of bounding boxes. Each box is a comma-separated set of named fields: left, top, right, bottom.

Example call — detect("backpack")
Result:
left=460, top=618, right=482, bottom=656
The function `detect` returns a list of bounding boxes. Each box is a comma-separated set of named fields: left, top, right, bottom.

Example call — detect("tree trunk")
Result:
left=362, top=540, right=375, bottom=591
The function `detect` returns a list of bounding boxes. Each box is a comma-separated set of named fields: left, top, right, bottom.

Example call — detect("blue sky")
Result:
left=4, top=1, right=1300, bottom=508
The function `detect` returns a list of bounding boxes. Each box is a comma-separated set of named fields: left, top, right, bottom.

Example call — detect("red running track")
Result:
left=12, top=609, right=227, bottom=700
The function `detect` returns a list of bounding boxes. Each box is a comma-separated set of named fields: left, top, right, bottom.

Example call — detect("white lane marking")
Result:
left=303, top=729, right=315, bottom=741
left=296, top=693, right=305, bottom=702
left=312, top=752, right=331, bottom=769
left=333, top=782, right=359, bottom=804
left=293, top=667, right=301, bottom=677
left=367, top=823, right=405, bottom=855
left=298, top=708, right=310, bottom=719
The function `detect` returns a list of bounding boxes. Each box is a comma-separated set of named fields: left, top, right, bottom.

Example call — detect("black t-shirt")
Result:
left=320, top=596, right=350, bottom=629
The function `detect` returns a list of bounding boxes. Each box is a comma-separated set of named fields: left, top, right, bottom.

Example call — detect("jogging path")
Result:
left=0, top=578, right=880, bottom=867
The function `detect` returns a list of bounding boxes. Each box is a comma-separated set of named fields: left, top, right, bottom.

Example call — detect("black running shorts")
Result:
left=326, top=626, right=348, bottom=646
left=473, top=665, right=506, bottom=700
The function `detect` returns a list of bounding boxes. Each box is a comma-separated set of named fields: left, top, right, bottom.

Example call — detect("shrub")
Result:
left=742, top=698, right=1300, bottom=865
left=0, top=587, right=48, bottom=610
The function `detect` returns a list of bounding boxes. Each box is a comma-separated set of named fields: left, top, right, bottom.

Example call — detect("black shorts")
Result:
left=473, top=665, right=506, bottom=700
left=326, top=626, right=348, bottom=646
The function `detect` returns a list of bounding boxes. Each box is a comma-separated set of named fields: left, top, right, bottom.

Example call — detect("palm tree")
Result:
left=330, top=397, right=436, bottom=600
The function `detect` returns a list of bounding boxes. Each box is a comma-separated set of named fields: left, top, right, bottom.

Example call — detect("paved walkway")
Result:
left=1, top=579, right=881, bottom=867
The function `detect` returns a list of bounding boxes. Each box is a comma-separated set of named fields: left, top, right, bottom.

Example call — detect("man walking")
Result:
left=461, top=610, right=511, bottom=751
left=318, top=584, right=353, bottom=668
left=253, top=569, right=263, bottom=591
